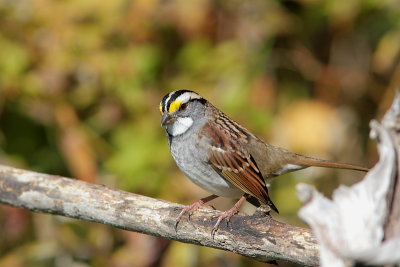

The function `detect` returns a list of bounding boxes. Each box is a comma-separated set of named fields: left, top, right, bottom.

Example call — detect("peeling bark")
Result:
left=297, top=92, right=400, bottom=266
left=0, top=165, right=318, bottom=266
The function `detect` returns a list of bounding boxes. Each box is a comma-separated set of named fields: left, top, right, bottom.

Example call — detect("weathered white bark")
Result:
left=0, top=165, right=318, bottom=266
left=297, top=93, right=400, bottom=266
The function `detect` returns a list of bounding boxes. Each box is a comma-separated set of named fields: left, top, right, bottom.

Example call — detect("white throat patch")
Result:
left=168, top=117, right=193, bottom=136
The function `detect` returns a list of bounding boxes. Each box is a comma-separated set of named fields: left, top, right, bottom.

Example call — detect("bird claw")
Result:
left=174, top=200, right=206, bottom=231
left=211, top=207, right=239, bottom=238
left=174, top=220, right=180, bottom=232
left=174, top=195, right=220, bottom=232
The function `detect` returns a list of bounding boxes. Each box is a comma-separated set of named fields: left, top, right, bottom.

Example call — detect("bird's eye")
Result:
left=180, top=103, right=188, bottom=111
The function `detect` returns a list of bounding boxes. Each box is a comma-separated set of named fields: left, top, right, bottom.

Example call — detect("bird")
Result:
left=159, top=89, right=369, bottom=235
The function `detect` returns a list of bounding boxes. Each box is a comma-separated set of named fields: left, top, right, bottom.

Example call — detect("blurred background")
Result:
left=0, top=0, right=398, bottom=266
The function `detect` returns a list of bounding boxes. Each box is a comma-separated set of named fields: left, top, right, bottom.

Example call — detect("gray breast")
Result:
left=168, top=131, right=243, bottom=198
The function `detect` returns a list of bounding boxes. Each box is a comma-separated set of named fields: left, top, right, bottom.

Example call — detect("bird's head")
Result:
left=159, top=90, right=207, bottom=136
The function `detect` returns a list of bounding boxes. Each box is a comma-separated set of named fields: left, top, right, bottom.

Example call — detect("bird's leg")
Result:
left=175, top=194, right=219, bottom=230
left=211, top=194, right=248, bottom=237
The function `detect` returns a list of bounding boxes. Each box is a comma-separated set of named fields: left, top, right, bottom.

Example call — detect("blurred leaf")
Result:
left=0, top=34, right=29, bottom=89
left=105, top=117, right=170, bottom=195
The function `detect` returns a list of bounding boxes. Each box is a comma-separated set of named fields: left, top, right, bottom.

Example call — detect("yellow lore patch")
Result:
left=159, top=102, right=163, bottom=114
left=168, top=100, right=182, bottom=113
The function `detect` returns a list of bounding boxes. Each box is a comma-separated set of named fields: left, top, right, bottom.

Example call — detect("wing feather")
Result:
left=202, top=122, right=278, bottom=212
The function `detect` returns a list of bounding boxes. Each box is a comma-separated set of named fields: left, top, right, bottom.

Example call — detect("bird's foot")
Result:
left=211, top=206, right=241, bottom=237
left=175, top=195, right=218, bottom=231
left=211, top=194, right=248, bottom=237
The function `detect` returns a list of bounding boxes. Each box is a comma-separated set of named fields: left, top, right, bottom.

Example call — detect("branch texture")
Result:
left=0, top=165, right=318, bottom=266
left=296, top=92, right=400, bottom=266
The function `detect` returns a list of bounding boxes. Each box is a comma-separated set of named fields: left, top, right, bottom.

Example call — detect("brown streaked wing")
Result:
left=203, top=122, right=272, bottom=207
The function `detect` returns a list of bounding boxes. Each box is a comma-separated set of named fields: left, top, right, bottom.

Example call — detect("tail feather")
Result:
left=294, top=156, right=369, bottom=172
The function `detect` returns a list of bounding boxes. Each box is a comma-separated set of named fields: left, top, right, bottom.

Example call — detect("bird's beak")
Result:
left=161, top=113, right=176, bottom=126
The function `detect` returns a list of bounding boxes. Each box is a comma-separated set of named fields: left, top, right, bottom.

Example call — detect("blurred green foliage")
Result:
left=0, top=0, right=398, bottom=266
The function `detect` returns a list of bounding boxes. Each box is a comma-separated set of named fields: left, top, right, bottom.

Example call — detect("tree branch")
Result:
left=0, top=165, right=318, bottom=266
left=296, top=92, right=400, bottom=266
left=382, top=92, right=400, bottom=240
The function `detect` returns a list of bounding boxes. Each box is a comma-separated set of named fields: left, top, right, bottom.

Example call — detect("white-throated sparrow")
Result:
left=160, top=90, right=368, bottom=234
